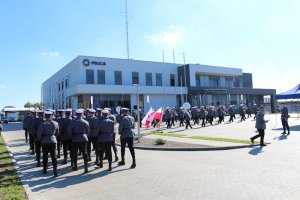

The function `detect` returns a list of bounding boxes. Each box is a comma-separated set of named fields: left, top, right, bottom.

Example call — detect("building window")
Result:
left=97, top=70, right=105, bottom=84
left=196, top=74, right=201, bottom=86
left=225, top=77, right=233, bottom=87
left=58, top=83, right=60, bottom=92
left=86, top=69, right=94, bottom=84
left=132, top=72, right=139, bottom=84
left=156, top=73, right=162, bottom=86
left=209, top=76, right=220, bottom=87
left=61, top=81, right=64, bottom=90
left=170, top=74, right=175, bottom=86
left=65, top=79, right=68, bottom=89
left=146, top=73, right=152, bottom=86
left=115, top=71, right=122, bottom=85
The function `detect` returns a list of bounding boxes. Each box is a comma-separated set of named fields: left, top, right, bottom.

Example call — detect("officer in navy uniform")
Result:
left=280, top=103, right=290, bottom=135
left=178, top=107, right=185, bottom=127
left=217, top=106, right=224, bottom=124
left=30, top=110, right=45, bottom=167
left=199, top=106, right=207, bottom=127
left=105, top=108, right=119, bottom=162
left=250, top=108, right=268, bottom=146
left=96, top=109, right=114, bottom=171
left=164, top=107, right=172, bottom=129
left=86, top=108, right=99, bottom=163
left=68, top=109, right=90, bottom=173
left=60, top=108, right=73, bottom=164
left=23, top=111, right=31, bottom=143
left=228, top=105, right=234, bottom=123
left=184, top=109, right=193, bottom=129
left=118, top=108, right=136, bottom=168
left=28, top=110, right=36, bottom=154
left=54, top=109, right=64, bottom=158
left=36, top=111, right=59, bottom=177
left=207, top=106, right=214, bottom=125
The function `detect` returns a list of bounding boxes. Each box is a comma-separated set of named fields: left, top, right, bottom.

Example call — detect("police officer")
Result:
left=184, top=109, right=192, bottom=129
left=178, top=107, right=185, bottom=127
left=68, top=109, right=90, bottom=173
left=55, top=109, right=64, bottom=158
left=228, top=105, right=235, bottom=123
left=86, top=108, right=99, bottom=163
left=23, top=111, right=31, bottom=143
left=96, top=109, right=114, bottom=171
left=280, top=103, right=290, bottom=135
left=171, top=107, right=177, bottom=127
left=118, top=108, right=136, bottom=168
left=36, top=111, right=59, bottom=177
left=30, top=110, right=45, bottom=167
left=60, top=108, right=73, bottom=164
left=250, top=108, right=268, bottom=146
left=199, top=106, right=207, bottom=127
left=28, top=110, right=36, bottom=155
left=105, top=108, right=119, bottom=162
left=164, top=107, right=172, bottom=129
left=207, top=106, right=214, bottom=125
left=217, top=106, right=224, bottom=124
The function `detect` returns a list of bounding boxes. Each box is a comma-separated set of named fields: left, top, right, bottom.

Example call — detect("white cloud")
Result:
left=147, top=25, right=187, bottom=47
left=41, top=51, right=60, bottom=57
left=0, top=84, right=7, bottom=89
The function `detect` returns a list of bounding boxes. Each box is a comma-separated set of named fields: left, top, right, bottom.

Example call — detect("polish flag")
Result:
left=142, top=107, right=154, bottom=128
left=156, top=108, right=164, bottom=129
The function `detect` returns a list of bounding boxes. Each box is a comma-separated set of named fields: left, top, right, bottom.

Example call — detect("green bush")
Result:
left=155, top=138, right=166, bottom=145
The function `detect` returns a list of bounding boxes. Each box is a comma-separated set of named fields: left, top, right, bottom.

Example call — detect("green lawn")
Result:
left=147, top=132, right=186, bottom=137
left=0, top=135, right=27, bottom=200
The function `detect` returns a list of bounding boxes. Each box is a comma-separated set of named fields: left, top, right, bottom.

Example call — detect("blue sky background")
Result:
left=0, top=0, right=299, bottom=108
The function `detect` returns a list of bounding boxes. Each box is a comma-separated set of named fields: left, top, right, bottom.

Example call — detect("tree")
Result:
left=24, top=102, right=42, bottom=108
left=4, top=106, right=15, bottom=108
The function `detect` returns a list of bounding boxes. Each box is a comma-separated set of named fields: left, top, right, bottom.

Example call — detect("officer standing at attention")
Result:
left=60, top=108, right=73, bottom=165
left=28, top=110, right=36, bottom=155
left=105, top=108, right=119, bottom=162
left=118, top=108, right=136, bottom=168
left=31, top=110, right=45, bottom=167
left=54, top=109, right=64, bottom=158
left=23, top=111, right=31, bottom=143
left=68, top=109, right=90, bottom=173
left=96, top=109, right=114, bottom=171
left=36, top=111, right=59, bottom=177
left=86, top=108, right=99, bottom=163
left=280, top=102, right=290, bottom=135
left=250, top=108, right=268, bottom=146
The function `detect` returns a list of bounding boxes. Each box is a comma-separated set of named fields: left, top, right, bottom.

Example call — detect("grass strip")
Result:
left=188, top=135, right=259, bottom=145
left=147, top=132, right=186, bottom=137
left=0, top=135, right=27, bottom=200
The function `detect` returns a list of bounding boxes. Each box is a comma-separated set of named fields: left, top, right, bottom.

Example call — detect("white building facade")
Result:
left=42, top=56, right=277, bottom=113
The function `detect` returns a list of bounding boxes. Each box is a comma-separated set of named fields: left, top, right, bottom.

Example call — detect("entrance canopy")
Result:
left=276, top=84, right=300, bottom=100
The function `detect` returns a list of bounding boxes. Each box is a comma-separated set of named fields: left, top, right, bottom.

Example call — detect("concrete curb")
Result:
left=116, top=143, right=260, bottom=151
left=3, top=138, right=37, bottom=200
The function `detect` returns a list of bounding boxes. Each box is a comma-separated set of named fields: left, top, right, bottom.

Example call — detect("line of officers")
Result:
left=23, top=107, right=136, bottom=177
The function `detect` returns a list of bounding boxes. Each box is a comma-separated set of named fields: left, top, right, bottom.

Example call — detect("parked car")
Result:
left=0, top=116, right=9, bottom=123
left=8, top=116, right=16, bottom=122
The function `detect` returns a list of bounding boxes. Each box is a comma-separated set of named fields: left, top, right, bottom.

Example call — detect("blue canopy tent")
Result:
left=276, top=84, right=300, bottom=100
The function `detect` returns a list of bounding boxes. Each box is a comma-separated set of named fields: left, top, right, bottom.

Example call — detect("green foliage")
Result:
left=0, top=136, right=27, bottom=200
left=24, top=102, right=42, bottom=108
left=3, top=106, right=15, bottom=108
left=188, top=136, right=260, bottom=145
left=155, top=138, right=166, bottom=145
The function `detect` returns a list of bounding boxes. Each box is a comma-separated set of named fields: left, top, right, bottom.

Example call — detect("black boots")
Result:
left=43, top=166, right=47, bottom=174
left=118, top=161, right=125, bottom=166
left=115, top=154, right=119, bottom=162
left=62, top=158, right=67, bottom=165
left=72, top=161, right=78, bottom=171
left=84, top=163, right=88, bottom=173
left=108, top=162, right=112, bottom=171
left=53, top=167, right=58, bottom=177
left=130, top=158, right=136, bottom=169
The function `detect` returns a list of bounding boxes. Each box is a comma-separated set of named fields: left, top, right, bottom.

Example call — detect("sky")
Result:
left=0, top=0, right=299, bottom=109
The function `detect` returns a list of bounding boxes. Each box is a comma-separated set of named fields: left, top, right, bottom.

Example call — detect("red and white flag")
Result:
left=142, top=107, right=154, bottom=128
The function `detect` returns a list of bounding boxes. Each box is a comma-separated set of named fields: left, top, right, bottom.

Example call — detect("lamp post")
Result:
left=133, top=84, right=141, bottom=142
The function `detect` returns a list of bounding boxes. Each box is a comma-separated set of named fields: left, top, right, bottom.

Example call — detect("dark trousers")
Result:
left=185, top=120, right=192, bottom=129
left=71, top=142, right=88, bottom=165
left=24, top=129, right=28, bottom=143
left=281, top=119, right=290, bottom=133
left=62, top=140, right=72, bottom=159
left=254, top=112, right=257, bottom=119
left=209, top=116, right=213, bottom=125
left=56, top=136, right=61, bottom=156
left=29, top=134, right=35, bottom=152
left=120, top=137, right=135, bottom=162
left=87, top=137, right=97, bottom=158
left=98, top=141, right=112, bottom=164
left=251, top=129, right=265, bottom=145
left=112, top=133, right=117, bottom=156
left=201, top=118, right=206, bottom=127
left=179, top=118, right=184, bottom=127
left=42, top=143, right=57, bottom=170
left=171, top=118, right=175, bottom=126
left=35, top=141, right=41, bottom=164
left=166, top=119, right=171, bottom=128
left=229, top=115, right=234, bottom=122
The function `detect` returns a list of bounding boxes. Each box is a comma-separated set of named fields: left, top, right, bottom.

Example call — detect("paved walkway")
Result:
left=2, top=114, right=300, bottom=200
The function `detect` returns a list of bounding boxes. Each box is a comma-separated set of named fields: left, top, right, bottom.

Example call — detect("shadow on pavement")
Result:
left=273, top=134, right=288, bottom=141
left=272, top=125, right=300, bottom=132
left=248, top=146, right=264, bottom=155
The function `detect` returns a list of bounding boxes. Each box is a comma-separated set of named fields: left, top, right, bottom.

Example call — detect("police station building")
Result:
left=42, top=56, right=277, bottom=113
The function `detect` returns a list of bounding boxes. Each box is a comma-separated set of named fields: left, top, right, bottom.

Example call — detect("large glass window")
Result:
left=170, top=74, right=175, bottom=86
left=146, top=73, right=152, bottom=86
left=225, top=77, right=233, bottom=87
left=97, top=70, right=105, bottom=84
left=156, top=73, right=162, bottom=86
left=132, top=72, right=139, bottom=84
left=209, top=76, right=220, bottom=87
left=115, top=71, right=122, bottom=85
left=196, top=74, right=201, bottom=86
left=86, top=69, right=94, bottom=84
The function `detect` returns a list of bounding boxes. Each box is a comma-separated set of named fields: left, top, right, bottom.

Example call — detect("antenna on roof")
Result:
left=123, top=0, right=130, bottom=59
